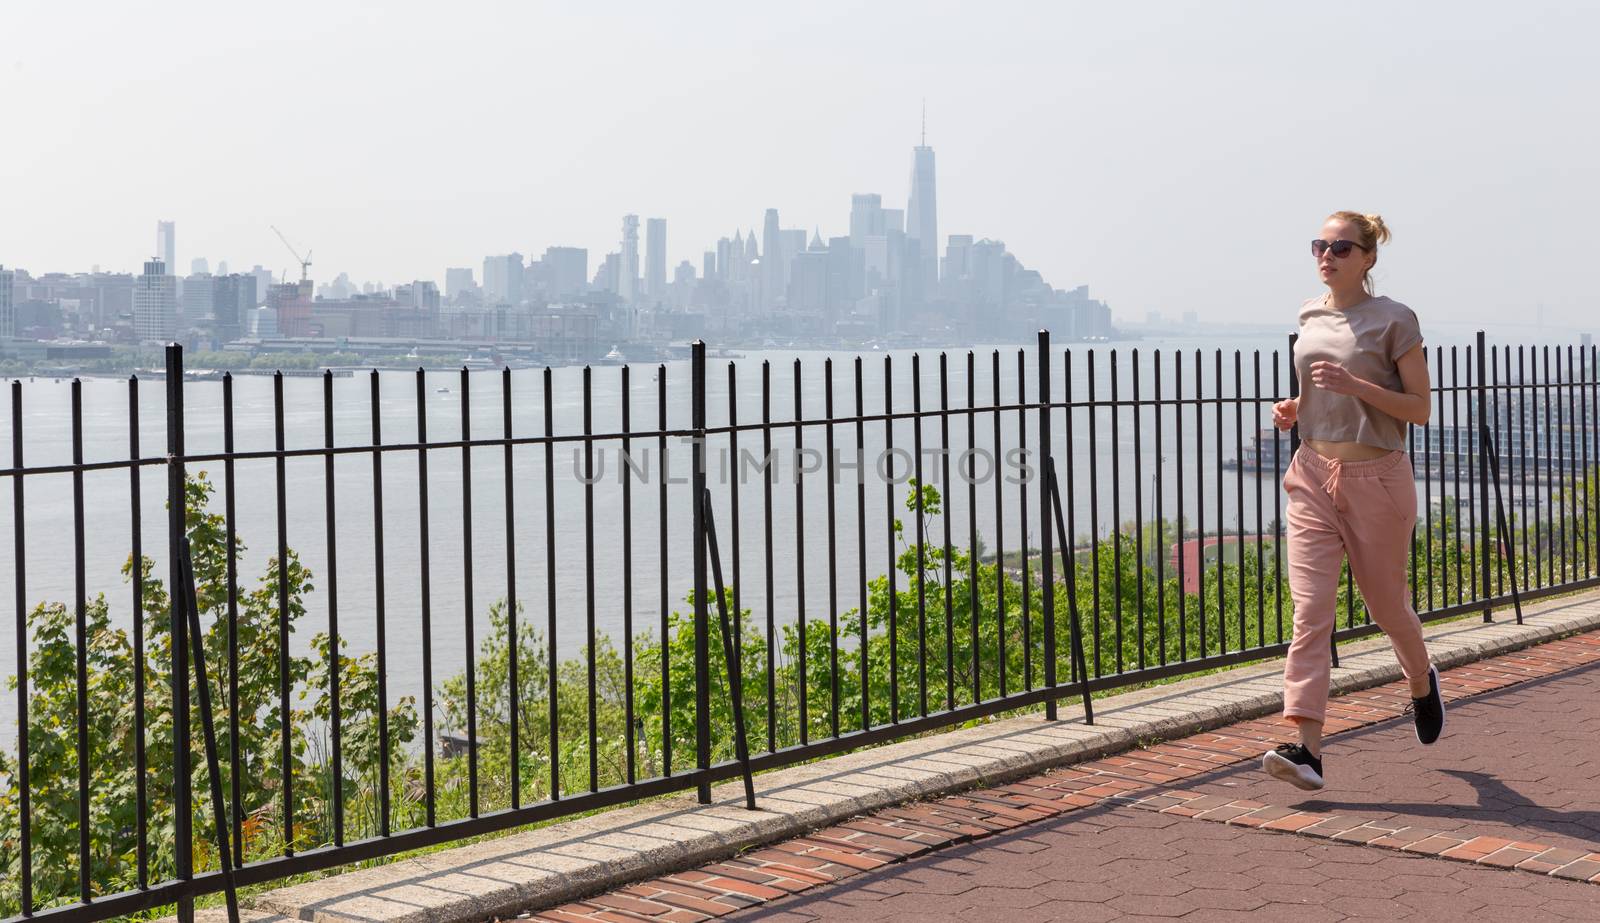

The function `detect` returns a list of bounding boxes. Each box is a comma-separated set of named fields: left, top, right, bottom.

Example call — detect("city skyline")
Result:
left=3, top=116, right=1129, bottom=360
left=2, top=2, right=1597, bottom=331
left=4, top=109, right=1028, bottom=317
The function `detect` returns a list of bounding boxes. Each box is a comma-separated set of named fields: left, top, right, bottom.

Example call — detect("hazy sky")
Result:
left=3, top=1, right=1596, bottom=331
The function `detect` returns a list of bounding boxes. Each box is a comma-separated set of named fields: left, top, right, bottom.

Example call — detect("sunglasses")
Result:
left=1311, top=238, right=1369, bottom=259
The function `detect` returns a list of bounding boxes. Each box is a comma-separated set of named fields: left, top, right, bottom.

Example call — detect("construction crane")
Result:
left=270, top=225, right=313, bottom=285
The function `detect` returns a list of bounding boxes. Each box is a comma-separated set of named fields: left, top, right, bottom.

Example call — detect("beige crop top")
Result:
left=1294, top=294, right=1424, bottom=451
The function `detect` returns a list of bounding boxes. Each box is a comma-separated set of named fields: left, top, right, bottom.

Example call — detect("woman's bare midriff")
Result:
left=1303, top=438, right=1394, bottom=462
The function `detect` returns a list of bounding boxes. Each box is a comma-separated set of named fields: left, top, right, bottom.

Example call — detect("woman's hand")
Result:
left=1301, top=349, right=1432, bottom=427
left=1309, top=360, right=1364, bottom=396
left=1273, top=398, right=1298, bottom=432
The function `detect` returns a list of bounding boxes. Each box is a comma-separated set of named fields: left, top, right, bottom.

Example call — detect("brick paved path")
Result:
left=1177, top=660, right=1600, bottom=857
left=731, top=804, right=1600, bottom=922
left=517, top=633, right=1600, bottom=922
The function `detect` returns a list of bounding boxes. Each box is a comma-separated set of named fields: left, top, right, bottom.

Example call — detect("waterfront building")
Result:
left=133, top=258, right=177, bottom=341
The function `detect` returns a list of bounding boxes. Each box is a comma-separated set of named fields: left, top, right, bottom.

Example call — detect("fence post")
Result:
left=1287, top=333, right=1300, bottom=459
left=165, top=343, right=194, bottom=922
left=1038, top=330, right=1057, bottom=721
left=691, top=340, right=712, bottom=803
left=1477, top=330, right=1493, bottom=622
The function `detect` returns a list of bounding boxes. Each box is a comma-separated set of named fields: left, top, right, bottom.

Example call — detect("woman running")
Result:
left=1261, top=211, right=1445, bottom=791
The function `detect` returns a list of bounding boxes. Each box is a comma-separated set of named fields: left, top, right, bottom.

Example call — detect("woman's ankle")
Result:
left=1290, top=717, right=1323, bottom=759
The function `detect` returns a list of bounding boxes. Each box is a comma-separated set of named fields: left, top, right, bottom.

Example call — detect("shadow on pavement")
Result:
left=1295, top=769, right=1600, bottom=851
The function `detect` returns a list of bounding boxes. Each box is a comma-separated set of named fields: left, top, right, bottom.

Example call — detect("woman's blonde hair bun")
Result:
left=1328, top=210, right=1391, bottom=250
left=1362, top=213, right=1392, bottom=246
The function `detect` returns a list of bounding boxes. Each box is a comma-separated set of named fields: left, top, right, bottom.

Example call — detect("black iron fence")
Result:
left=2, top=331, right=1597, bottom=921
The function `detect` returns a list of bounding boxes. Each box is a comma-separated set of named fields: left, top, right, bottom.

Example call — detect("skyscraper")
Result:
left=906, top=113, right=939, bottom=293
left=761, top=208, right=782, bottom=310
left=156, top=221, right=176, bottom=277
left=619, top=215, right=640, bottom=303
left=673, top=260, right=695, bottom=308
left=482, top=253, right=525, bottom=306
left=645, top=217, right=667, bottom=301
left=728, top=231, right=745, bottom=282
left=134, top=258, right=178, bottom=342
left=0, top=264, right=13, bottom=339
left=251, top=266, right=274, bottom=306
left=850, top=194, right=884, bottom=245
left=483, top=257, right=505, bottom=303
left=862, top=235, right=891, bottom=288
left=826, top=237, right=858, bottom=309
left=970, top=239, right=1010, bottom=310
left=181, top=272, right=215, bottom=329
left=944, top=235, right=974, bottom=281
left=505, top=254, right=524, bottom=305
left=788, top=244, right=830, bottom=317
left=212, top=273, right=255, bottom=343
left=543, top=246, right=588, bottom=299
left=408, top=280, right=441, bottom=312
left=446, top=267, right=476, bottom=302
left=780, top=228, right=807, bottom=290
left=596, top=253, right=619, bottom=292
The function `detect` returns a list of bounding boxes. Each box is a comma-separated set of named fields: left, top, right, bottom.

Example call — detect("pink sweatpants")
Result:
left=1282, top=446, right=1432, bottom=724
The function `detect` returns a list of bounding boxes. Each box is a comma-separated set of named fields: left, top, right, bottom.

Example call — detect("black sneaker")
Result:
left=1407, top=664, right=1445, bottom=745
left=1262, top=743, right=1324, bottom=791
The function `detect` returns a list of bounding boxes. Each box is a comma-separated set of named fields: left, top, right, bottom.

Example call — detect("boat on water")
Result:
left=596, top=345, right=626, bottom=366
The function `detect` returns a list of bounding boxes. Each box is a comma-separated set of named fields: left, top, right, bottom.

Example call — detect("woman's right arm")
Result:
left=1273, top=397, right=1298, bottom=432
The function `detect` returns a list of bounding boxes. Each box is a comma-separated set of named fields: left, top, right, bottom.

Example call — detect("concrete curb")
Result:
left=186, top=592, right=1600, bottom=922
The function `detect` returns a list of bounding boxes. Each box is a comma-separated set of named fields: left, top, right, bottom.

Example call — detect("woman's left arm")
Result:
left=1308, top=345, right=1431, bottom=426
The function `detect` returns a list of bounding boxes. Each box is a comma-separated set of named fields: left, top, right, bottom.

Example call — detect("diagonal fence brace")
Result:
left=177, top=539, right=241, bottom=923
left=1045, top=465, right=1095, bottom=725
left=702, top=489, right=758, bottom=810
